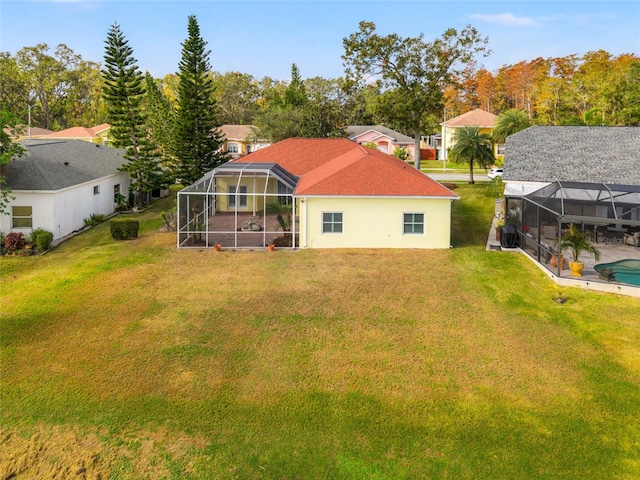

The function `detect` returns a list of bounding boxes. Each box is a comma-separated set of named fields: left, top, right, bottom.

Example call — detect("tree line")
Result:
left=1, top=17, right=639, bottom=204
left=2, top=28, right=637, bottom=137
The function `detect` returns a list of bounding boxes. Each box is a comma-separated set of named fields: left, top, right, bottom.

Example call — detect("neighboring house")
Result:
left=3, top=125, right=53, bottom=140
left=346, top=125, right=417, bottom=160
left=1, top=140, right=130, bottom=241
left=219, top=125, right=270, bottom=158
left=502, top=126, right=640, bottom=273
left=45, top=126, right=104, bottom=145
left=503, top=126, right=640, bottom=196
left=440, top=108, right=499, bottom=161
left=91, top=123, right=112, bottom=146
left=177, top=138, right=458, bottom=249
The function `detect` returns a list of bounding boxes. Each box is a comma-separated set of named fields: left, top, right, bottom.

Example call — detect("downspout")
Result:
left=303, top=197, right=307, bottom=248
left=557, top=216, right=563, bottom=278
left=292, top=195, right=296, bottom=249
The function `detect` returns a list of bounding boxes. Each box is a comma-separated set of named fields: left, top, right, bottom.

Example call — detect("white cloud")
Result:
left=469, top=13, right=540, bottom=27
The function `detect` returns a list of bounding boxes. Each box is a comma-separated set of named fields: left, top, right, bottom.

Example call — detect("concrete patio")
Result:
left=180, top=212, right=299, bottom=249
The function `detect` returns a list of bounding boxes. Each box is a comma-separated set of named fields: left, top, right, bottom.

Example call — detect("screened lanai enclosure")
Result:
left=507, top=181, right=640, bottom=276
left=177, top=162, right=299, bottom=249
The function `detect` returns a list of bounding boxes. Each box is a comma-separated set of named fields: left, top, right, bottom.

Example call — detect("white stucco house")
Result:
left=2, top=139, right=130, bottom=241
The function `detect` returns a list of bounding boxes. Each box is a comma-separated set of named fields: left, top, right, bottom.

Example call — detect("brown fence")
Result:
left=420, top=148, right=436, bottom=160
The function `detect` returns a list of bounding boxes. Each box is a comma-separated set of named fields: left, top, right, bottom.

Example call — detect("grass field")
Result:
left=419, top=160, right=498, bottom=173
left=1, top=185, right=639, bottom=479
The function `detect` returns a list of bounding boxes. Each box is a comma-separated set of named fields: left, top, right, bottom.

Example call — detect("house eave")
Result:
left=295, top=194, right=460, bottom=200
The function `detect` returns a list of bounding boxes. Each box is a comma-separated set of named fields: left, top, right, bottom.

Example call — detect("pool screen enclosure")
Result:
left=177, top=162, right=299, bottom=249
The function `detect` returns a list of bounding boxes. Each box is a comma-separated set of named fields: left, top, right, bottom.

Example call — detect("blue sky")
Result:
left=1, top=0, right=638, bottom=80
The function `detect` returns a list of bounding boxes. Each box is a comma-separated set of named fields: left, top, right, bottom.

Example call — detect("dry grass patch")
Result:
left=2, top=188, right=640, bottom=478
left=0, top=425, right=209, bottom=480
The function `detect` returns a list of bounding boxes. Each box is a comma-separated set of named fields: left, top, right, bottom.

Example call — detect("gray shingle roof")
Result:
left=346, top=125, right=414, bottom=144
left=504, top=126, right=640, bottom=185
left=6, top=140, right=128, bottom=191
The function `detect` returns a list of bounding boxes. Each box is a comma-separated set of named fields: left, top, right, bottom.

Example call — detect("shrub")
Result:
left=392, top=146, right=413, bottom=162
left=84, top=213, right=106, bottom=227
left=110, top=218, right=139, bottom=240
left=5, top=232, right=25, bottom=251
left=487, top=176, right=505, bottom=199
left=114, top=193, right=129, bottom=211
left=35, top=231, right=54, bottom=251
left=29, top=227, right=47, bottom=243
left=160, top=201, right=177, bottom=231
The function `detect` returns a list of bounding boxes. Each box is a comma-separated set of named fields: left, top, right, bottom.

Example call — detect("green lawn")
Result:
left=419, top=160, right=498, bottom=173
left=1, top=185, right=639, bottom=479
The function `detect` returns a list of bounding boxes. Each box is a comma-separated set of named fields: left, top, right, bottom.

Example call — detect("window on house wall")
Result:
left=93, top=185, right=100, bottom=195
left=403, top=213, right=424, bottom=234
left=228, top=185, right=247, bottom=208
left=227, top=142, right=240, bottom=154
left=496, top=144, right=505, bottom=155
left=12, top=206, right=33, bottom=228
left=322, top=212, right=343, bottom=233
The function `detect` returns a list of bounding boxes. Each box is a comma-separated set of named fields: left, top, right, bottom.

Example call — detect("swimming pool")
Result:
left=594, top=259, right=640, bottom=286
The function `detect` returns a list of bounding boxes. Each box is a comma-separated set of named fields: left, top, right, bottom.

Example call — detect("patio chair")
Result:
left=623, top=232, right=640, bottom=247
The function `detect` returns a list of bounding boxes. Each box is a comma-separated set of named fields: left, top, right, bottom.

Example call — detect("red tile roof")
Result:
left=91, top=123, right=111, bottom=134
left=235, top=138, right=457, bottom=198
left=46, top=126, right=99, bottom=138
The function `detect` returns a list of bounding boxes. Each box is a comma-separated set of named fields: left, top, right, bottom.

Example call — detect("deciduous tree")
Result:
left=0, top=110, right=26, bottom=214
left=211, top=71, right=260, bottom=124
left=15, top=43, right=82, bottom=129
left=343, top=21, right=490, bottom=169
left=0, top=53, right=29, bottom=118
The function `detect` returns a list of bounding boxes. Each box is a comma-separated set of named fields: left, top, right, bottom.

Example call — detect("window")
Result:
left=403, top=213, right=424, bottom=234
left=12, top=206, right=32, bottom=228
left=93, top=185, right=100, bottom=195
left=322, top=212, right=343, bottom=233
left=496, top=144, right=506, bottom=155
left=227, top=142, right=240, bottom=154
left=228, top=185, right=247, bottom=208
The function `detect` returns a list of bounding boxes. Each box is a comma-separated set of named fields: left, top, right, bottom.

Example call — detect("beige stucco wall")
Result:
left=300, top=196, right=453, bottom=249
left=215, top=176, right=279, bottom=213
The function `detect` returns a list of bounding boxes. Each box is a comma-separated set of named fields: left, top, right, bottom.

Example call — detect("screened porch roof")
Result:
left=180, top=161, right=300, bottom=193
left=524, top=181, right=640, bottom=227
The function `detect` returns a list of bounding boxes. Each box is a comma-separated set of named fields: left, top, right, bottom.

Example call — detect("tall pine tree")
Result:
left=144, top=72, right=175, bottom=157
left=173, top=15, right=225, bottom=185
left=102, top=23, right=163, bottom=208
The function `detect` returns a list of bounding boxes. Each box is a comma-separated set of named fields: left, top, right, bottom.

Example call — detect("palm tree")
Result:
left=449, top=126, right=495, bottom=184
left=492, top=109, right=531, bottom=144
left=561, top=224, right=601, bottom=263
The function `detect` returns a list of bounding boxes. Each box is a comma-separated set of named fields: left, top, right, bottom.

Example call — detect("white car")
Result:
left=487, top=168, right=503, bottom=179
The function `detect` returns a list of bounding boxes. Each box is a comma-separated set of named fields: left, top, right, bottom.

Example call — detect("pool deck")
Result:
left=487, top=203, right=640, bottom=298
